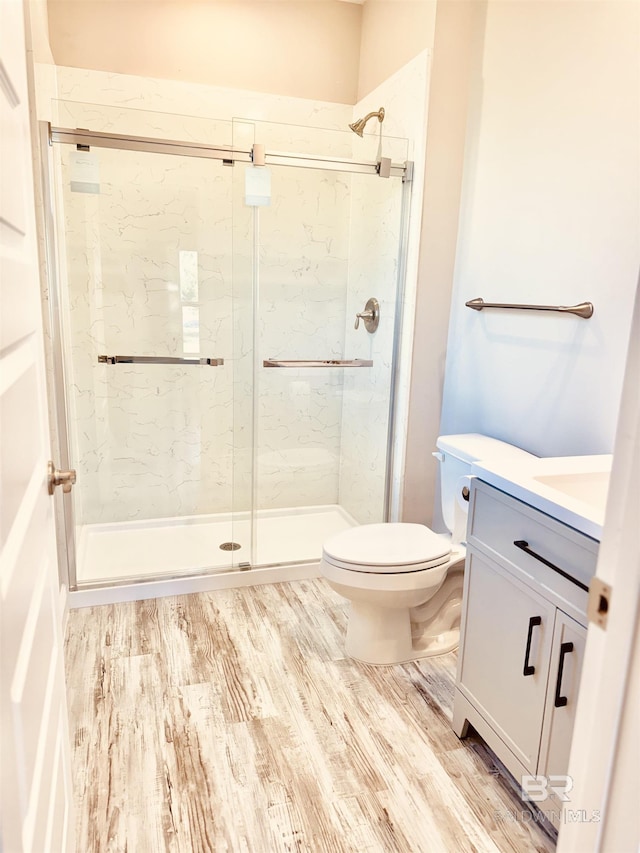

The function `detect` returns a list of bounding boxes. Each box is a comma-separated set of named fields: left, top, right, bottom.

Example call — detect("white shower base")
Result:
left=75, top=504, right=357, bottom=586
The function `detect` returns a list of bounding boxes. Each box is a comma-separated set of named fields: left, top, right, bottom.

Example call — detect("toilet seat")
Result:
left=322, top=523, right=451, bottom=574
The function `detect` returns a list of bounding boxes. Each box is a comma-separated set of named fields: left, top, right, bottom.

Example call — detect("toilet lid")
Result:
left=322, top=523, right=451, bottom=573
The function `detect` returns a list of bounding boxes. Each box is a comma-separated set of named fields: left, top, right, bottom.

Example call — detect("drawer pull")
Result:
left=513, top=540, right=590, bottom=593
left=523, top=615, right=542, bottom=676
left=554, top=642, right=574, bottom=707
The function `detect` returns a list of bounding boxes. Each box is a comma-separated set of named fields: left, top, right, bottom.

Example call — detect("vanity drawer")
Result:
left=468, top=479, right=597, bottom=615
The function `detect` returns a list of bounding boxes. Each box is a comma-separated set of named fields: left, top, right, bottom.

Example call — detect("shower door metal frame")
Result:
left=42, top=120, right=413, bottom=591
left=384, top=167, right=414, bottom=521
left=39, top=121, right=79, bottom=592
left=49, top=125, right=410, bottom=178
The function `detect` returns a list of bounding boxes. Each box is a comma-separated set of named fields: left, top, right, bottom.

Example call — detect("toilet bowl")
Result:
left=320, top=434, right=537, bottom=665
left=321, top=523, right=464, bottom=664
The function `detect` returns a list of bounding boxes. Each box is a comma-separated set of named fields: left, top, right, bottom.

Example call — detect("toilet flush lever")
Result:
left=354, top=298, right=380, bottom=333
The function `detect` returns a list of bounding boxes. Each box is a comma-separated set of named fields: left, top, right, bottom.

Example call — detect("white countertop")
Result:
left=471, top=454, right=613, bottom=541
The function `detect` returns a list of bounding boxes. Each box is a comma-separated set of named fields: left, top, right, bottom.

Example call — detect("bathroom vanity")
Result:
left=452, top=456, right=610, bottom=829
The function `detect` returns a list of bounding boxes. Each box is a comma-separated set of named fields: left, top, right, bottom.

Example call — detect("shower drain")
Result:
left=219, top=541, right=241, bottom=552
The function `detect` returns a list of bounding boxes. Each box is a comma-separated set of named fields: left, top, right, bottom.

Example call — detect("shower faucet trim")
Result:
left=354, top=298, right=380, bottom=333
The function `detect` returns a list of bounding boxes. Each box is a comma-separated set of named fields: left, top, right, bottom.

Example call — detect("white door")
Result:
left=559, top=277, right=640, bottom=851
left=0, top=1, right=74, bottom=851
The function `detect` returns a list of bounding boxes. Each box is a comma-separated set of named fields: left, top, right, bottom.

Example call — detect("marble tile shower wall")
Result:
left=56, top=100, right=353, bottom=524
left=60, top=148, right=235, bottom=524
left=50, top=66, right=351, bottom=136
left=255, top=166, right=351, bottom=510
left=340, top=52, right=430, bottom=524
left=338, top=175, right=403, bottom=524
left=46, top=66, right=418, bottom=528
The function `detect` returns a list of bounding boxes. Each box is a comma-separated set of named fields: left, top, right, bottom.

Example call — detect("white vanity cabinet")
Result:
left=453, top=479, right=596, bottom=827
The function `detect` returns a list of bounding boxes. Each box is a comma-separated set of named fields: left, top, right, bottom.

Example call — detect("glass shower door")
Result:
left=233, top=118, right=408, bottom=568
left=52, top=140, right=245, bottom=585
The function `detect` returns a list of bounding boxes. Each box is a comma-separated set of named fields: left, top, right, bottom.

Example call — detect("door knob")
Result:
left=47, top=461, right=76, bottom=495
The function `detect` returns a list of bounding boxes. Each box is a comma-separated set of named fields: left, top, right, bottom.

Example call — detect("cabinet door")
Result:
left=537, top=612, right=587, bottom=804
left=457, top=551, right=555, bottom=772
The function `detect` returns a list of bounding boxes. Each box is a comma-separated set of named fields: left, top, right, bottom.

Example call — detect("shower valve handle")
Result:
left=354, top=310, right=373, bottom=329
left=354, top=298, right=380, bottom=333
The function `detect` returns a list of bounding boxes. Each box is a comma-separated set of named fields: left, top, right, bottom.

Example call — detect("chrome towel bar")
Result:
left=465, top=297, right=593, bottom=319
left=98, top=355, right=224, bottom=366
left=263, top=359, right=373, bottom=368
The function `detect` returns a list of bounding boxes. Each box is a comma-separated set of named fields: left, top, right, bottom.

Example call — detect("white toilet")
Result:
left=320, top=434, right=536, bottom=665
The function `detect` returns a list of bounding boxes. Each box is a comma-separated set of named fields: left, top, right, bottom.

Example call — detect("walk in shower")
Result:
left=43, top=103, right=410, bottom=590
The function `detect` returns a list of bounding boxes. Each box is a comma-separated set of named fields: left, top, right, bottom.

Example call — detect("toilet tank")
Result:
left=436, top=434, right=536, bottom=534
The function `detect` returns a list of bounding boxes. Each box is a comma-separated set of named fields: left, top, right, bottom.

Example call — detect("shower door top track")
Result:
left=49, top=124, right=411, bottom=179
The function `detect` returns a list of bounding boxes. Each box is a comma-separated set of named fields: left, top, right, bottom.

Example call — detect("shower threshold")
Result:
left=75, top=504, right=357, bottom=586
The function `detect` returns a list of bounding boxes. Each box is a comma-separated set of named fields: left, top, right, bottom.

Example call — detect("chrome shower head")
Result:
left=349, top=107, right=385, bottom=137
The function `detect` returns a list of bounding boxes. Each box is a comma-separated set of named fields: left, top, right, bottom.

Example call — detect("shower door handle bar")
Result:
left=465, top=297, right=594, bottom=319
left=262, top=359, right=373, bottom=368
left=98, top=355, right=224, bottom=366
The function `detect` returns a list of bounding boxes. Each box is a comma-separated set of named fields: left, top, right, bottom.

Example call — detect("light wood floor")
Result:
left=65, top=579, right=556, bottom=852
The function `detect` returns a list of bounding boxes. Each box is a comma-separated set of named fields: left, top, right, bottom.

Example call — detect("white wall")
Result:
left=25, top=0, right=54, bottom=62
left=47, top=0, right=439, bottom=105
left=357, top=0, right=436, bottom=100
left=47, top=0, right=362, bottom=104
left=401, top=1, right=479, bottom=525
left=440, top=0, right=640, bottom=459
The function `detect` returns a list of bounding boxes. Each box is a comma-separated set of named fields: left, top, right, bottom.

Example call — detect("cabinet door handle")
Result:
left=554, top=641, right=574, bottom=707
left=523, top=615, right=542, bottom=676
left=513, top=540, right=589, bottom=593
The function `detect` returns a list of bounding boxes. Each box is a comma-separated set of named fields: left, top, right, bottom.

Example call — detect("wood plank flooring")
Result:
left=64, top=579, right=556, bottom=852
